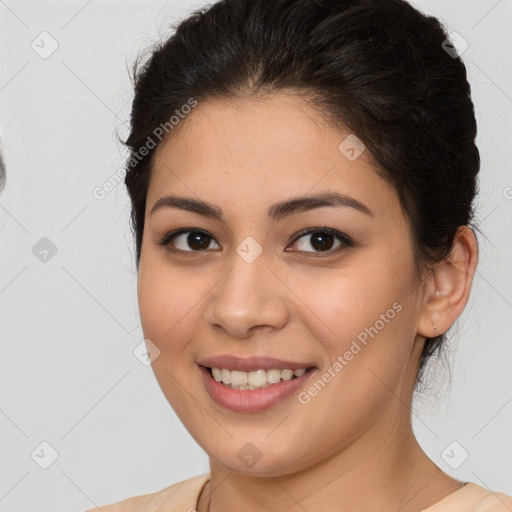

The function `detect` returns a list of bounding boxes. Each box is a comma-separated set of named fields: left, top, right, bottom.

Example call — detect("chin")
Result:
left=206, top=442, right=314, bottom=477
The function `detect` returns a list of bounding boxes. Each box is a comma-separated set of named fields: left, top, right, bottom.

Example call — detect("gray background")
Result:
left=0, top=1, right=511, bottom=510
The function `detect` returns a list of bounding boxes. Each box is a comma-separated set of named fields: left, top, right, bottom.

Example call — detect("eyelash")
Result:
left=157, top=227, right=353, bottom=258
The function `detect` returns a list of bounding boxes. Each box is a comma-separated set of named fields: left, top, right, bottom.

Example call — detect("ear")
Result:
left=417, top=226, right=479, bottom=338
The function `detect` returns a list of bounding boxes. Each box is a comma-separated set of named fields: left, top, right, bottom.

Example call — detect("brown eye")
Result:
left=288, top=228, right=352, bottom=255
left=160, top=230, right=221, bottom=252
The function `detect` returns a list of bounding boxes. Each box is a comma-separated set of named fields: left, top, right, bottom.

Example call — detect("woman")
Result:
left=89, top=0, right=512, bottom=510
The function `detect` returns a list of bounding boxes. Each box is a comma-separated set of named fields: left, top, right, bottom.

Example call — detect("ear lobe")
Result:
left=417, top=226, right=478, bottom=338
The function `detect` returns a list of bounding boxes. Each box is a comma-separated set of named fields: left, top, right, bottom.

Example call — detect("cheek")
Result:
left=302, top=256, right=418, bottom=392
left=137, top=261, right=199, bottom=357
left=298, top=257, right=409, bottom=339
left=289, top=287, right=414, bottom=459
left=136, top=263, right=202, bottom=414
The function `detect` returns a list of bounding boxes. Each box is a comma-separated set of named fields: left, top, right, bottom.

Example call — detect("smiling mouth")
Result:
left=205, top=366, right=316, bottom=391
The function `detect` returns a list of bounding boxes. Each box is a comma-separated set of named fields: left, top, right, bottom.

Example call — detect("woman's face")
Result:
left=137, top=94, right=427, bottom=476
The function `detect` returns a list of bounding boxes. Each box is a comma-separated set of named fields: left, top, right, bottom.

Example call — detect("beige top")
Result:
left=86, top=474, right=512, bottom=511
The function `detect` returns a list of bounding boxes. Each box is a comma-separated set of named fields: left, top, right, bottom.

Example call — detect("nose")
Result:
left=204, top=248, right=289, bottom=339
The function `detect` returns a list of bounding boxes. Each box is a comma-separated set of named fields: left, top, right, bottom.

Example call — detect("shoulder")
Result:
left=474, top=487, right=512, bottom=511
left=85, top=473, right=210, bottom=512
left=424, top=482, right=512, bottom=511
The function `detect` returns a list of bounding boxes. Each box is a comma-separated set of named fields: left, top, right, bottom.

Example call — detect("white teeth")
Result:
left=230, top=370, right=247, bottom=386
left=210, top=367, right=309, bottom=390
left=221, top=368, right=231, bottom=385
left=281, top=369, right=294, bottom=381
left=248, top=369, right=267, bottom=387
left=267, top=369, right=282, bottom=384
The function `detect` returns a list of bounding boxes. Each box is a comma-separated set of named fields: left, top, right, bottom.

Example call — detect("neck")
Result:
left=199, top=416, right=462, bottom=512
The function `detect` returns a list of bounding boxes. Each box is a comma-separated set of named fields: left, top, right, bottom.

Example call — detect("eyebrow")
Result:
left=150, top=191, right=373, bottom=221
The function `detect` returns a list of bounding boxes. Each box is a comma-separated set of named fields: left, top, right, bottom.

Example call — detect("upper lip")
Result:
left=197, top=355, right=316, bottom=372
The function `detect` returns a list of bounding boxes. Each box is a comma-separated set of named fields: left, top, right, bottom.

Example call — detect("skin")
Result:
left=137, top=93, right=478, bottom=512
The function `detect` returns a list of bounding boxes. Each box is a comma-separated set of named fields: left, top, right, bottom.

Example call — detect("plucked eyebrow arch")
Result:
left=150, top=191, right=374, bottom=221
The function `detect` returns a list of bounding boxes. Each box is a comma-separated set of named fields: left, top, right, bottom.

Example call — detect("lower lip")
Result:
left=199, top=366, right=316, bottom=412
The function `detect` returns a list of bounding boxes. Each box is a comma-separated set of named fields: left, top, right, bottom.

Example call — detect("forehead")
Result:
left=152, top=93, right=343, bottom=172
left=148, top=94, right=399, bottom=222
